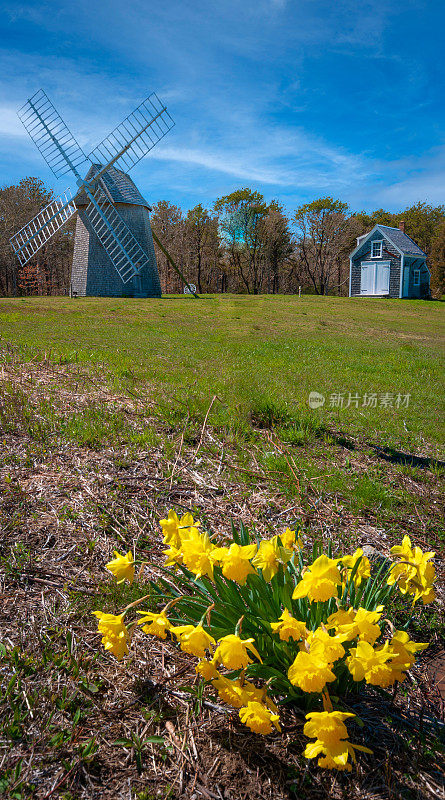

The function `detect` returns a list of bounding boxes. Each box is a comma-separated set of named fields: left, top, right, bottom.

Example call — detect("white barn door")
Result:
left=375, top=263, right=390, bottom=294
left=360, top=262, right=373, bottom=294
left=360, top=261, right=390, bottom=295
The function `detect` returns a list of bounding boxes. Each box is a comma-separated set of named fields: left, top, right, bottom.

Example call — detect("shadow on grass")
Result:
left=206, top=691, right=445, bottom=799
left=371, top=445, right=445, bottom=470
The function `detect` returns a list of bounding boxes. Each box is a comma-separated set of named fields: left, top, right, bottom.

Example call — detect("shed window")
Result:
left=371, top=241, right=383, bottom=258
left=413, top=269, right=420, bottom=286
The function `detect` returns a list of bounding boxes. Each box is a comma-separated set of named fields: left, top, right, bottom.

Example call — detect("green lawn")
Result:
left=1, top=294, right=444, bottom=452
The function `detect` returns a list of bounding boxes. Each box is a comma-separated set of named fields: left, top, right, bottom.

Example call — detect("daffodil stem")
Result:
left=235, top=615, right=244, bottom=637
left=121, top=593, right=152, bottom=614
left=163, top=596, right=186, bottom=613
left=198, top=603, right=215, bottom=627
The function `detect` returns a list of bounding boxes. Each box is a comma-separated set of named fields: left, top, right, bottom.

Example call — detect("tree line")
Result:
left=1, top=177, right=444, bottom=297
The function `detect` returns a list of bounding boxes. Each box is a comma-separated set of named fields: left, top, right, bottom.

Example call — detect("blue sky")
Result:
left=0, top=0, right=444, bottom=215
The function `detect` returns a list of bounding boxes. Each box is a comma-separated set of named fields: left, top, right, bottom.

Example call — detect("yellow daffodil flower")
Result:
left=304, top=628, right=347, bottom=662
left=340, top=548, right=371, bottom=587
left=326, top=607, right=356, bottom=634
left=304, top=711, right=372, bottom=771
left=288, top=649, right=336, bottom=693
left=181, top=530, right=215, bottom=580
left=92, top=611, right=129, bottom=660
left=239, top=701, right=281, bottom=735
left=163, top=543, right=183, bottom=567
left=390, top=630, right=428, bottom=663
left=327, top=606, right=383, bottom=645
left=293, top=555, right=341, bottom=602
left=137, top=610, right=171, bottom=639
left=270, top=609, right=308, bottom=642
left=170, top=624, right=216, bottom=657
left=352, top=607, right=384, bottom=644
left=386, top=630, right=428, bottom=681
left=251, top=537, right=292, bottom=582
left=304, top=710, right=355, bottom=745
left=105, top=550, right=135, bottom=584
left=214, top=634, right=262, bottom=670
left=195, top=659, right=221, bottom=681
left=346, top=640, right=396, bottom=687
left=211, top=673, right=278, bottom=716
left=212, top=675, right=250, bottom=708
left=239, top=679, right=274, bottom=707
left=210, top=542, right=257, bottom=584
left=279, top=527, right=302, bottom=550
left=160, top=510, right=200, bottom=549
left=388, top=536, right=436, bottom=604
left=390, top=535, right=415, bottom=560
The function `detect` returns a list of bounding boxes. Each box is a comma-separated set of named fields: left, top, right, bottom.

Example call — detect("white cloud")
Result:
left=0, top=105, right=27, bottom=137
left=370, top=145, right=445, bottom=207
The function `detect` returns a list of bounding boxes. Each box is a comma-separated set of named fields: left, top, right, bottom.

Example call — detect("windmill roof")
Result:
left=76, top=164, right=151, bottom=210
left=375, top=225, right=426, bottom=256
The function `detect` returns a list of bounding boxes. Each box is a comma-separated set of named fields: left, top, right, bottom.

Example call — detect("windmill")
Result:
left=10, top=89, right=198, bottom=298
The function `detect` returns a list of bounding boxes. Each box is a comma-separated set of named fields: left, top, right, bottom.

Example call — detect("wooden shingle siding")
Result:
left=404, top=259, right=430, bottom=298
left=350, top=232, right=401, bottom=298
left=71, top=216, right=89, bottom=296
left=71, top=203, right=161, bottom=298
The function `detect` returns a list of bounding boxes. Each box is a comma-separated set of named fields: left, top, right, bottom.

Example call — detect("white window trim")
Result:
left=371, top=240, right=383, bottom=258
left=413, top=269, right=420, bottom=286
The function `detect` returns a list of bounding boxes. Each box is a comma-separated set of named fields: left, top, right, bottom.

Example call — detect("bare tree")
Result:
left=151, top=200, right=185, bottom=293
left=293, top=198, right=352, bottom=295
left=261, top=201, right=295, bottom=293
left=0, top=178, right=74, bottom=296
left=184, top=205, right=220, bottom=293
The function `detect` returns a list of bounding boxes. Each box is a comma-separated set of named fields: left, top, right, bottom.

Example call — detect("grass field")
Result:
left=0, top=295, right=444, bottom=800
left=1, top=294, right=444, bottom=449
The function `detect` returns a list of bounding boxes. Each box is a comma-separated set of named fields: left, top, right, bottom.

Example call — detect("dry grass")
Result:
left=0, top=342, right=444, bottom=800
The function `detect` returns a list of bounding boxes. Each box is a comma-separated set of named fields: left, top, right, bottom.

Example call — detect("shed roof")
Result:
left=350, top=224, right=427, bottom=259
left=376, top=225, right=426, bottom=256
left=76, top=164, right=151, bottom=210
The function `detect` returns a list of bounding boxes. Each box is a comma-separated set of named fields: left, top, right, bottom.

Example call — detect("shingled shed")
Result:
left=349, top=222, right=430, bottom=299
left=71, top=164, right=162, bottom=298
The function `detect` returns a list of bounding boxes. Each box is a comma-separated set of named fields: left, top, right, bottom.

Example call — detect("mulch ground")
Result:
left=0, top=346, right=444, bottom=799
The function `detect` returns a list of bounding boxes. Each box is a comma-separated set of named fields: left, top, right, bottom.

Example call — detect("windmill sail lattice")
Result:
left=88, top=93, right=174, bottom=175
left=18, top=90, right=89, bottom=179
left=10, top=190, right=77, bottom=266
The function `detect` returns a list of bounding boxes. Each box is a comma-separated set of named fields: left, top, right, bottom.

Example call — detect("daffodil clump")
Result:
left=92, top=513, right=435, bottom=773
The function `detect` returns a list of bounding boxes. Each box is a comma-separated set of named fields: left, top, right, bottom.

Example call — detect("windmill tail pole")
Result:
left=151, top=230, right=200, bottom=299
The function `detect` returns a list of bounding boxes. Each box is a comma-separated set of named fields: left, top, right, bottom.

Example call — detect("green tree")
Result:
left=214, top=188, right=268, bottom=294
left=399, top=202, right=445, bottom=256
left=354, top=209, right=397, bottom=232
left=430, top=220, right=445, bottom=298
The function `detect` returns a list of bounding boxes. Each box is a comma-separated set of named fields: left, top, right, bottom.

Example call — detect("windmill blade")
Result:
left=88, top=93, right=174, bottom=176
left=82, top=186, right=153, bottom=284
left=10, top=190, right=77, bottom=267
left=18, top=89, right=89, bottom=179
